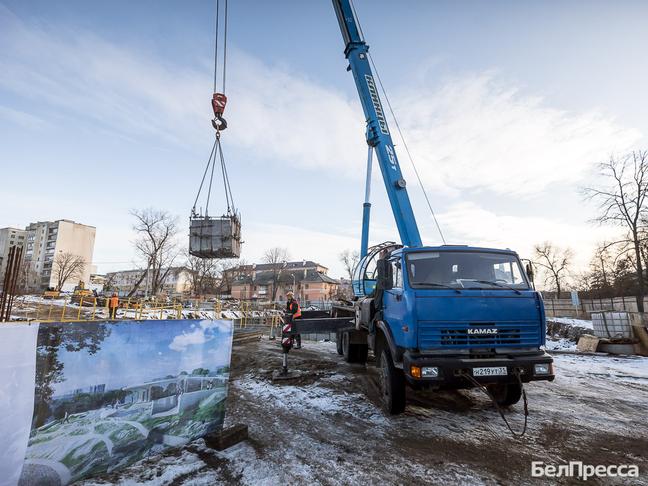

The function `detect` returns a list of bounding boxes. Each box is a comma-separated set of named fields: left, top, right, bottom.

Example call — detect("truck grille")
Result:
left=419, top=322, right=540, bottom=349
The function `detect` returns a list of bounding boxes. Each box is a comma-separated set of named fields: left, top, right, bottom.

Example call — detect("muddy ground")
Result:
left=85, top=339, right=648, bottom=485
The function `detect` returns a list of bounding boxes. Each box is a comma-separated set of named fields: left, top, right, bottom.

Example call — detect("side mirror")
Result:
left=525, top=263, right=534, bottom=282
left=381, top=273, right=393, bottom=291
left=377, top=259, right=393, bottom=290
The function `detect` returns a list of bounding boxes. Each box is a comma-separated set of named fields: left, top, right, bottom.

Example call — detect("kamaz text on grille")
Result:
left=467, top=328, right=499, bottom=335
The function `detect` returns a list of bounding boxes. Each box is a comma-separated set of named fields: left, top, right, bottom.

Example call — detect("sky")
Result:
left=1, top=0, right=647, bottom=279
left=52, top=319, right=233, bottom=395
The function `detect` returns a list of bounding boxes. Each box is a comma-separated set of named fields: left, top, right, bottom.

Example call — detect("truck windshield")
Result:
left=406, top=251, right=529, bottom=290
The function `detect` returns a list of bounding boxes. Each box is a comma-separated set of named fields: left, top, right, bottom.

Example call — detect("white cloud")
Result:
left=169, top=319, right=232, bottom=352
left=169, top=327, right=211, bottom=352
left=433, top=201, right=620, bottom=269
left=0, top=6, right=639, bottom=198
left=199, top=319, right=232, bottom=335
left=396, top=74, right=642, bottom=196
left=0, top=104, right=44, bottom=129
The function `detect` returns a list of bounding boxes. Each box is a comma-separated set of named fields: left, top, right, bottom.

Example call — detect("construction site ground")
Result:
left=82, top=338, right=648, bottom=485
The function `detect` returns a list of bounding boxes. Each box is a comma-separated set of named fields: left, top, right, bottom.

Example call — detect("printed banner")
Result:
left=0, top=319, right=234, bottom=486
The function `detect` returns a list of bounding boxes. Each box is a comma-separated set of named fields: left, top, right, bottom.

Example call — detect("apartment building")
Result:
left=229, top=260, right=340, bottom=303
left=0, top=227, right=27, bottom=287
left=24, top=220, right=96, bottom=291
left=105, top=267, right=192, bottom=296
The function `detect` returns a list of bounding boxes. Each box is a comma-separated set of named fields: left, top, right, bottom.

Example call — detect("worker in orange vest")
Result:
left=108, top=292, right=119, bottom=319
left=286, top=291, right=302, bottom=349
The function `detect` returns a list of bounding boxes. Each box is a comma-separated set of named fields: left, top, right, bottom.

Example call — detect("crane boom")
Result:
left=332, top=0, right=422, bottom=251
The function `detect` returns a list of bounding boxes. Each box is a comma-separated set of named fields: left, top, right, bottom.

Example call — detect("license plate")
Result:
left=472, top=366, right=508, bottom=377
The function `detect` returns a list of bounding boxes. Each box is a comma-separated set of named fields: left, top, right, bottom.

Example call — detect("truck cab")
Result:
left=346, top=244, right=554, bottom=414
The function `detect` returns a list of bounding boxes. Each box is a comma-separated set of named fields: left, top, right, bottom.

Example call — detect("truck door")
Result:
left=382, top=259, right=409, bottom=348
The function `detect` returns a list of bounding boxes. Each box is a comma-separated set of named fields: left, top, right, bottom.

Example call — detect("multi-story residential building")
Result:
left=0, top=227, right=27, bottom=288
left=228, top=260, right=340, bottom=303
left=105, top=267, right=192, bottom=296
left=23, top=220, right=96, bottom=291
left=222, top=260, right=327, bottom=293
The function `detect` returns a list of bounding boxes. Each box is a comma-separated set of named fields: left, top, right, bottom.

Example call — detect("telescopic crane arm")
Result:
left=332, top=0, right=423, bottom=255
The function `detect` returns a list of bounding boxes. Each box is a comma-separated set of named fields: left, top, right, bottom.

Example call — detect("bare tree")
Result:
left=131, top=208, right=180, bottom=296
left=339, top=249, right=360, bottom=280
left=217, top=259, right=244, bottom=296
left=263, top=247, right=289, bottom=301
left=103, top=272, right=116, bottom=293
left=124, top=265, right=148, bottom=298
left=52, top=252, right=86, bottom=291
left=185, top=252, right=219, bottom=295
left=533, top=242, right=573, bottom=297
left=587, top=243, right=615, bottom=293
left=584, top=151, right=648, bottom=311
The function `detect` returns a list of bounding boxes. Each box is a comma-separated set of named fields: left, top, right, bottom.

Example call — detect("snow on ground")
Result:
left=556, top=353, right=648, bottom=384
left=82, top=338, right=648, bottom=485
left=543, top=337, right=577, bottom=352
left=547, top=316, right=593, bottom=329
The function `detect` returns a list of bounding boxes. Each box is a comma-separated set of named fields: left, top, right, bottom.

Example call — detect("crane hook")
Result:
left=211, top=92, right=228, bottom=131
left=212, top=114, right=228, bottom=131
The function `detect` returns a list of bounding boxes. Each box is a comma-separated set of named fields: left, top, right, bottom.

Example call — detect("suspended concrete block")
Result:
left=189, top=215, right=241, bottom=259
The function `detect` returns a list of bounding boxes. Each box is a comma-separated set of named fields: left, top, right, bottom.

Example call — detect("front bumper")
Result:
left=402, top=350, right=555, bottom=388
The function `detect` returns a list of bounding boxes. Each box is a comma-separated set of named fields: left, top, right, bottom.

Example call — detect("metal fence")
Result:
left=7, top=296, right=286, bottom=336
left=542, top=295, right=647, bottom=319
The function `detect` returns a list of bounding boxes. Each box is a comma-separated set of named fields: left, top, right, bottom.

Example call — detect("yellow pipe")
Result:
left=77, top=297, right=83, bottom=320
left=92, top=298, right=97, bottom=320
left=61, top=300, right=67, bottom=321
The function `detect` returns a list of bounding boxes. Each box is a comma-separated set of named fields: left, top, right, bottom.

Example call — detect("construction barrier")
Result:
left=0, top=319, right=234, bottom=486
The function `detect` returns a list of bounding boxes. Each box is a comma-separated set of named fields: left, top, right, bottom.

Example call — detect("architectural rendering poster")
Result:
left=0, top=319, right=233, bottom=486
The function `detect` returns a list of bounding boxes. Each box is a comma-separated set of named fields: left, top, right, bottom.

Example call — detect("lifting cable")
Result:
left=192, top=0, right=236, bottom=219
left=460, top=370, right=529, bottom=438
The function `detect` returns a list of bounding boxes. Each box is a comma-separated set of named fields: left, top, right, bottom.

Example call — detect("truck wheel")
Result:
left=336, top=330, right=343, bottom=355
left=355, top=343, right=368, bottom=363
left=487, top=383, right=522, bottom=407
left=342, top=331, right=358, bottom=362
left=378, top=349, right=406, bottom=414
left=342, top=331, right=368, bottom=364
left=342, top=330, right=351, bottom=360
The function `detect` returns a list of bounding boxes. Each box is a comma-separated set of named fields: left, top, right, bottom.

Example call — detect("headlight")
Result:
left=534, top=363, right=550, bottom=375
left=421, top=366, right=439, bottom=378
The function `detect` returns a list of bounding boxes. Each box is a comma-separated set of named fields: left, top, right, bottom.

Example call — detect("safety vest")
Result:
left=109, top=296, right=119, bottom=308
left=287, top=299, right=301, bottom=318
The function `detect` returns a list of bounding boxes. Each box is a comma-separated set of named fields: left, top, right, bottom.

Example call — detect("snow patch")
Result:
left=544, top=338, right=577, bottom=352
left=548, top=317, right=593, bottom=329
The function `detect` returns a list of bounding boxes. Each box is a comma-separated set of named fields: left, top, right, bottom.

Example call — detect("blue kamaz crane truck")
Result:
left=290, top=1, right=555, bottom=415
